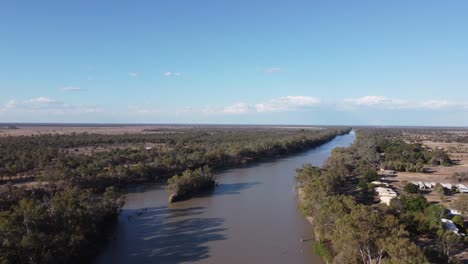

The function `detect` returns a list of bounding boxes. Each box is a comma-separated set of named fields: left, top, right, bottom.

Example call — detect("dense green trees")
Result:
left=0, top=128, right=350, bottom=189
left=0, top=187, right=123, bottom=263
left=166, top=166, right=215, bottom=202
left=377, top=137, right=452, bottom=172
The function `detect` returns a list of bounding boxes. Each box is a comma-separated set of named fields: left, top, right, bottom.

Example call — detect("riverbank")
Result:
left=297, top=188, right=314, bottom=225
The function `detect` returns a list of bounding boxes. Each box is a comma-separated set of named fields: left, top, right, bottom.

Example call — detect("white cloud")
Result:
left=0, top=97, right=103, bottom=115
left=343, top=95, right=464, bottom=110
left=222, top=103, right=251, bottom=114
left=62, top=86, right=82, bottom=92
left=264, top=67, right=281, bottom=74
left=202, top=104, right=251, bottom=115
left=164, top=71, right=182, bottom=77
left=21, top=97, right=60, bottom=108
left=4, top=100, right=18, bottom=109
left=255, top=96, right=321, bottom=112
left=416, top=100, right=451, bottom=109
left=202, top=96, right=321, bottom=115
left=128, top=72, right=139, bottom=78
left=345, top=96, right=393, bottom=106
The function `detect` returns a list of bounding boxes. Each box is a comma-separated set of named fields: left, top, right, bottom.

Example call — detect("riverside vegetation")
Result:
left=0, top=126, right=349, bottom=262
left=166, top=166, right=216, bottom=202
left=163, top=127, right=351, bottom=202
left=296, top=128, right=467, bottom=264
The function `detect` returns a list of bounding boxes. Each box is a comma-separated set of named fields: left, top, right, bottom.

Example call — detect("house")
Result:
left=448, top=209, right=461, bottom=216
left=417, top=181, right=427, bottom=190
left=379, top=169, right=396, bottom=175
left=457, top=184, right=468, bottom=193
left=371, top=181, right=389, bottom=187
left=424, top=182, right=433, bottom=189
left=441, top=183, right=453, bottom=190
left=380, top=196, right=394, bottom=205
left=375, top=187, right=398, bottom=205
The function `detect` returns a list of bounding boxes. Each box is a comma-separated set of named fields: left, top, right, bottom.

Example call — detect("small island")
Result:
left=166, top=166, right=216, bottom=203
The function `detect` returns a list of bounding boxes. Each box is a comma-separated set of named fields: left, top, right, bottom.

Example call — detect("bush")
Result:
left=363, top=170, right=379, bottom=182
left=402, top=194, right=429, bottom=212
left=404, top=182, right=420, bottom=194
left=434, top=183, right=445, bottom=194
left=313, top=241, right=334, bottom=263
left=452, top=215, right=464, bottom=229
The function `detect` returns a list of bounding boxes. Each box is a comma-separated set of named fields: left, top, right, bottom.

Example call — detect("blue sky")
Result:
left=1, top=0, right=468, bottom=125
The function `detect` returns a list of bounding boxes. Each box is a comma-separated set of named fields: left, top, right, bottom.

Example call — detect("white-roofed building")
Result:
left=456, top=184, right=468, bottom=193
left=375, top=187, right=398, bottom=205
left=448, top=209, right=461, bottom=216
left=441, top=218, right=463, bottom=235
left=424, top=182, right=433, bottom=189
left=371, top=181, right=389, bottom=187
left=417, top=182, right=427, bottom=190
left=441, top=183, right=452, bottom=189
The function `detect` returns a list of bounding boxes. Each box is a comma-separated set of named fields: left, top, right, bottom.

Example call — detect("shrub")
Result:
left=452, top=215, right=464, bottom=229
left=313, top=241, right=334, bottom=263
left=363, top=170, right=379, bottom=182
left=404, top=182, right=420, bottom=194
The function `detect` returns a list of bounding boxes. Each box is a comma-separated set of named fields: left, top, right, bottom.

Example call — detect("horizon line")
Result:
left=1, top=122, right=468, bottom=129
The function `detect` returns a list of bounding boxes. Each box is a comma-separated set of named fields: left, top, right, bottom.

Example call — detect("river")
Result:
left=97, top=131, right=356, bottom=264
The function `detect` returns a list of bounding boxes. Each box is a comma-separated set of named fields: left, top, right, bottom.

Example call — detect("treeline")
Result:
left=401, top=128, right=468, bottom=143
left=296, top=129, right=466, bottom=263
left=0, top=128, right=350, bottom=191
left=0, top=185, right=123, bottom=263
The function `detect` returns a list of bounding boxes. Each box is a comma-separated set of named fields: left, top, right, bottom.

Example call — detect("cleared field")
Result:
left=0, top=124, right=324, bottom=137
left=0, top=125, right=193, bottom=136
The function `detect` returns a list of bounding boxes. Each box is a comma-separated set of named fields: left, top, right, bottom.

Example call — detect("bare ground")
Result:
left=0, top=125, right=193, bottom=137
left=0, top=124, right=324, bottom=137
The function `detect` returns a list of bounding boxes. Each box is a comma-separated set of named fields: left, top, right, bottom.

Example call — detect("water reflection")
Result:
left=194, top=181, right=262, bottom=198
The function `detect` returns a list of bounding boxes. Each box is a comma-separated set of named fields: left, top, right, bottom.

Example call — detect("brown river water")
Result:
left=96, top=131, right=355, bottom=264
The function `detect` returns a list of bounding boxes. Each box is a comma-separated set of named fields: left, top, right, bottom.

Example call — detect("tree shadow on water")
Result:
left=114, top=206, right=226, bottom=264
left=193, top=181, right=262, bottom=198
